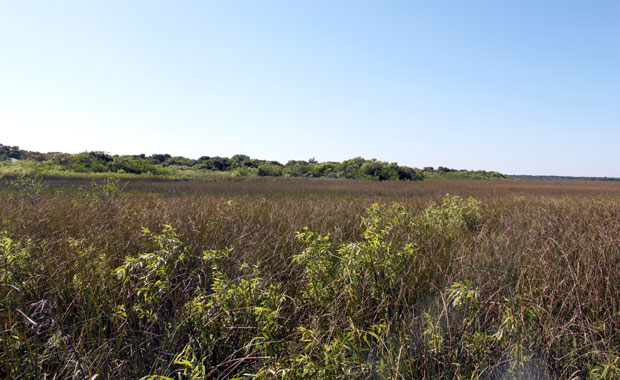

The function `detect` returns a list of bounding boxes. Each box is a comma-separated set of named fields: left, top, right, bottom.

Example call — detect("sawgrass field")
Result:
left=2, top=176, right=620, bottom=379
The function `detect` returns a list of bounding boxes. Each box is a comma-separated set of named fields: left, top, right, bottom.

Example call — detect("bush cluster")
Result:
left=0, top=143, right=430, bottom=181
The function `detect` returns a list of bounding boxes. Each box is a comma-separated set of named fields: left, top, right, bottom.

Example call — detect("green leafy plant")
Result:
left=115, top=225, right=192, bottom=322
left=417, top=195, right=481, bottom=236
left=591, top=355, right=620, bottom=380
left=87, top=176, right=127, bottom=201
left=180, top=253, right=286, bottom=378
left=5, top=174, right=48, bottom=203
left=294, top=203, right=416, bottom=315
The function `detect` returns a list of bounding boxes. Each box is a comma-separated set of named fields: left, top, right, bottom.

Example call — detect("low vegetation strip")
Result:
left=1, top=176, right=620, bottom=379
left=0, top=143, right=508, bottom=181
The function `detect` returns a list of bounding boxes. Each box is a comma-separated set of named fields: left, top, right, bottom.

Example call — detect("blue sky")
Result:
left=1, top=1, right=619, bottom=176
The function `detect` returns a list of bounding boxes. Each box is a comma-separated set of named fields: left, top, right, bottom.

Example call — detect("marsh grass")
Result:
left=1, top=177, right=620, bottom=378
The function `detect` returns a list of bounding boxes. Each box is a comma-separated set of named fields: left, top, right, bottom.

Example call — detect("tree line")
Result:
left=0, top=143, right=508, bottom=181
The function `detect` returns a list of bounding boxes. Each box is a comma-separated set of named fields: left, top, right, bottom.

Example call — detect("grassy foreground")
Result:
left=1, top=176, right=620, bottom=379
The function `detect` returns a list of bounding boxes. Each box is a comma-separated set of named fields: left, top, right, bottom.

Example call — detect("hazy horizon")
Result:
left=2, top=1, right=619, bottom=177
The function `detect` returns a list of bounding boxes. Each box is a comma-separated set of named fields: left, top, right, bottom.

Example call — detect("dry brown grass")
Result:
left=1, top=177, right=620, bottom=379
left=21, top=176, right=620, bottom=198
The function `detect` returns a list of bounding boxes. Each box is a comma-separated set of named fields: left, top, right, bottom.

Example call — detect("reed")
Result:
left=1, top=177, right=620, bottom=379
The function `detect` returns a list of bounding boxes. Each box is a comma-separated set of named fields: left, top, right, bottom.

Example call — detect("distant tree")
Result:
left=22, top=151, right=47, bottom=162
left=340, top=157, right=366, bottom=178
left=397, top=166, right=424, bottom=181
left=286, top=160, right=308, bottom=166
left=257, top=163, right=283, bottom=177
left=164, top=156, right=195, bottom=167
left=231, top=154, right=251, bottom=162
left=49, top=153, right=76, bottom=166
left=242, top=160, right=259, bottom=168
left=109, top=157, right=163, bottom=174
left=360, top=159, right=398, bottom=181
left=310, top=162, right=338, bottom=178
left=284, top=160, right=310, bottom=177
left=150, top=154, right=171, bottom=163
left=437, top=166, right=455, bottom=173
left=70, top=152, right=113, bottom=172
left=210, top=157, right=231, bottom=171
left=0, top=144, right=22, bottom=160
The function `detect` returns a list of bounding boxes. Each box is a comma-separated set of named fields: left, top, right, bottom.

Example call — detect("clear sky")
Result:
left=1, top=1, right=619, bottom=176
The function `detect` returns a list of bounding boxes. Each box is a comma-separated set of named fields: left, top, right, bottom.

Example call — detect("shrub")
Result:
left=257, top=163, right=283, bottom=177
left=416, top=195, right=481, bottom=240
left=86, top=177, right=127, bottom=201
left=5, top=173, right=48, bottom=203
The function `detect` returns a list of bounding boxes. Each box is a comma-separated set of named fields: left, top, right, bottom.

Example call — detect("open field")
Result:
left=13, top=175, right=620, bottom=198
left=2, top=177, right=620, bottom=379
